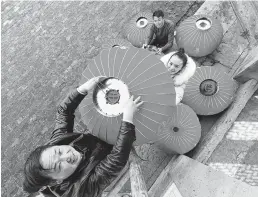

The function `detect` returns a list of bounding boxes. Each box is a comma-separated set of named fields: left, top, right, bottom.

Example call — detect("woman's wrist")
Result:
left=122, top=113, right=134, bottom=124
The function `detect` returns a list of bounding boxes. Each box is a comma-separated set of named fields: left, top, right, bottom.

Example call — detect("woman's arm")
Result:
left=78, top=96, right=143, bottom=197
left=50, top=77, right=102, bottom=140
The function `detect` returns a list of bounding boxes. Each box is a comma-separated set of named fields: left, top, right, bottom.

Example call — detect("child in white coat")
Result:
left=160, top=48, right=196, bottom=105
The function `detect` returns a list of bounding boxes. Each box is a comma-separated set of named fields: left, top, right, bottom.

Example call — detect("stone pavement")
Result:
left=1, top=1, right=202, bottom=197
left=208, top=94, right=258, bottom=187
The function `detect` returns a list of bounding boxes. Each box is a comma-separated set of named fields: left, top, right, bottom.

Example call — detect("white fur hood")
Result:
left=161, top=51, right=197, bottom=86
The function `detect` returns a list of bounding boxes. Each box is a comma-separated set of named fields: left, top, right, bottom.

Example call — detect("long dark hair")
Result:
left=23, top=145, right=53, bottom=193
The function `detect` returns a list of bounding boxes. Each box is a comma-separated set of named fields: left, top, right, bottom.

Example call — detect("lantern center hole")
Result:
left=170, top=126, right=179, bottom=133
left=199, top=79, right=218, bottom=96
left=105, top=89, right=120, bottom=105
left=196, top=17, right=211, bottom=30
left=200, top=22, right=206, bottom=27
left=136, top=17, right=148, bottom=28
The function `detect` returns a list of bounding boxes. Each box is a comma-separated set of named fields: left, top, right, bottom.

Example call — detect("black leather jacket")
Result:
left=41, top=89, right=136, bottom=197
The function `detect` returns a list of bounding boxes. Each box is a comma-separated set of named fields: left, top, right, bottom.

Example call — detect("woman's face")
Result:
left=40, top=145, right=82, bottom=181
left=166, top=55, right=184, bottom=75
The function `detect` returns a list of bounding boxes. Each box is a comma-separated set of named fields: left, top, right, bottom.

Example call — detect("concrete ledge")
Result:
left=153, top=155, right=258, bottom=197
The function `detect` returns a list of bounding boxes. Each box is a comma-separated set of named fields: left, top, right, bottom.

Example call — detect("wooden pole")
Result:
left=148, top=155, right=179, bottom=197
left=130, top=153, right=149, bottom=197
left=103, top=163, right=130, bottom=197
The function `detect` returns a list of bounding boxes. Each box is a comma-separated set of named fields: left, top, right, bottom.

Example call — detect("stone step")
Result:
left=154, top=155, right=258, bottom=197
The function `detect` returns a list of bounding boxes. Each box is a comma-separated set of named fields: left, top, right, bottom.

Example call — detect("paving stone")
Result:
left=208, top=95, right=258, bottom=186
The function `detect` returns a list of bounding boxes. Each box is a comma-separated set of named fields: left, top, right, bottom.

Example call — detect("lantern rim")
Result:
left=136, top=17, right=148, bottom=28
left=93, top=77, right=130, bottom=117
left=195, top=17, right=212, bottom=31
left=199, top=79, right=219, bottom=96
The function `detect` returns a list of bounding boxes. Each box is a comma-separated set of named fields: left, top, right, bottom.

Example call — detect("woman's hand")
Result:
left=123, top=95, right=144, bottom=124
left=77, top=76, right=104, bottom=95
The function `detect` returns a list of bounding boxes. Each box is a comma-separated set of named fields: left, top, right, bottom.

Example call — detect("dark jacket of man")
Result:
left=40, top=89, right=136, bottom=197
left=147, top=19, right=175, bottom=52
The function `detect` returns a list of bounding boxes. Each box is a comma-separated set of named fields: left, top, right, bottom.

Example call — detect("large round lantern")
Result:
left=101, top=38, right=132, bottom=50
left=175, top=15, right=223, bottom=57
left=79, top=47, right=176, bottom=145
left=182, top=66, right=235, bottom=115
left=124, top=11, right=153, bottom=48
left=156, top=103, right=201, bottom=154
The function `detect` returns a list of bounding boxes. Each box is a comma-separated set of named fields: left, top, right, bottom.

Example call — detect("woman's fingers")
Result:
left=136, top=101, right=144, bottom=108
left=134, top=96, right=141, bottom=103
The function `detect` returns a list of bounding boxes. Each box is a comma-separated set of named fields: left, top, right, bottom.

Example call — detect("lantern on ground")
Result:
left=156, top=103, right=201, bottom=154
left=79, top=47, right=176, bottom=145
left=182, top=66, right=236, bottom=115
left=124, top=11, right=153, bottom=48
left=101, top=38, right=132, bottom=49
left=175, top=15, right=223, bottom=57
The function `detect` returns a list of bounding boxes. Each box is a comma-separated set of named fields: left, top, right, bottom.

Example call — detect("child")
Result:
left=160, top=48, right=196, bottom=104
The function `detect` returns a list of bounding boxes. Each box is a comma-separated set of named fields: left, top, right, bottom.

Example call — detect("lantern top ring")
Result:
left=136, top=17, right=148, bottom=28
left=196, top=17, right=212, bottom=31
left=93, top=77, right=130, bottom=117
left=199, top=79, right=219, bottom=96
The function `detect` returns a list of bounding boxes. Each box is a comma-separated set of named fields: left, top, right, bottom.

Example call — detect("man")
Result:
left=23, top=77, right=143, bottom=197
left=143, top=10, right=175, bottom=54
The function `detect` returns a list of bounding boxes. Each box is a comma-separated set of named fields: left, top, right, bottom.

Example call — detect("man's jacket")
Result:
left=41, top=89, right=136, bottom=197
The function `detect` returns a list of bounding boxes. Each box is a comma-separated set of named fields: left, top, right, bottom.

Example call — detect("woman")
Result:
left=160, top=48, right=196, bottom=104
left=23, top=77, right=143, bottom=197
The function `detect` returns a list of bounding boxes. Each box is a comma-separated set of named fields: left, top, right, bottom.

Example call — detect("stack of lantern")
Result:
left=79, top=13, right=236, bottom=155
left=174, top=15, right=236, bottom=115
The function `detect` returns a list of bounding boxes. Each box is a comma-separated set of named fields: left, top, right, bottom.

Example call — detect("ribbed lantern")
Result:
left=124, top=11, right=153, bottom=48
left=101, top=38, right=132, bottom=50
left=182, top=66, right=235, bottom=115
left=79, top=47, right=176, bottom=145
left=157, top=103, right=201, bottom=154
left=175, top=15, right=223, bottom=57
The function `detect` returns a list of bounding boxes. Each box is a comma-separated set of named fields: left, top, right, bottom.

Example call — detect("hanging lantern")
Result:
left=156, top=103, right=201, bottom=154
left=182, top=66, right=235, bottom=115
left=79, top=47, right=176, bottom=145
left=101, top=38, right=132, bottom=50
left=124, top=11, right=153, bottom=48
left=175, top=15, right=223, bottom=57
